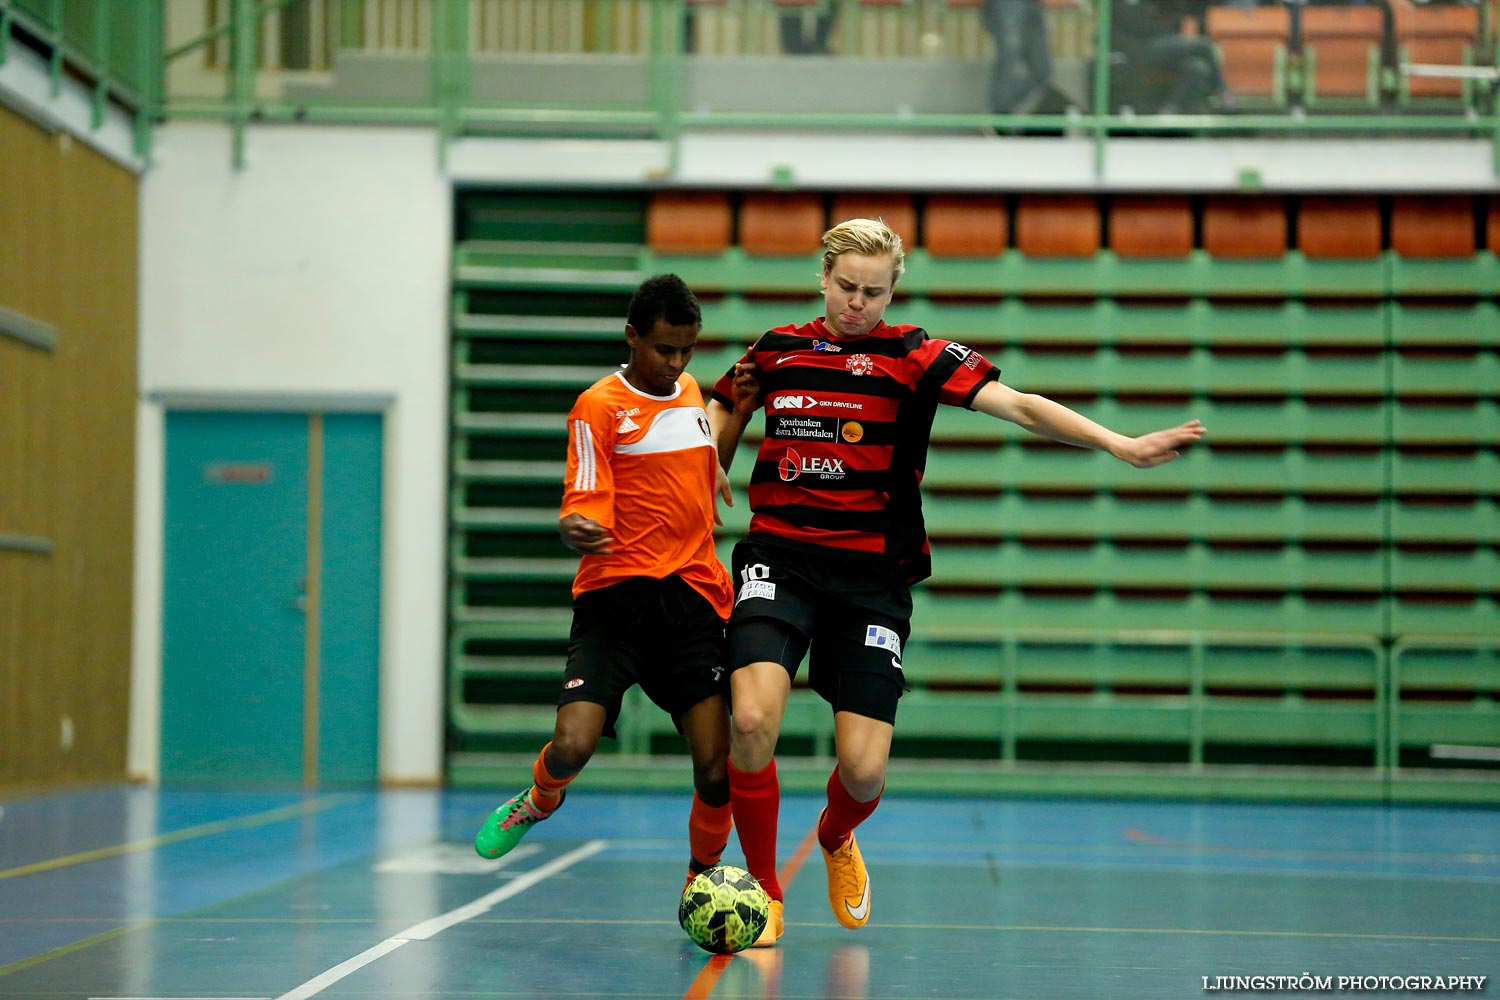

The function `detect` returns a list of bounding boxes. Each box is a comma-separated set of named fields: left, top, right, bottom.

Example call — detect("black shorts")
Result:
left=562, top=575, right=728, bottom=739
left=727, top=535, right=912, bottom=724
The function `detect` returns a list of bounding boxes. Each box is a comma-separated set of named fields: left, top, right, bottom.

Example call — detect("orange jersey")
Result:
left=562, top=370, right=733, bottom=619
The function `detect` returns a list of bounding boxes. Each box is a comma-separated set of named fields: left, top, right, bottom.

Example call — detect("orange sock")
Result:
left=818, top=764, right=881, bottom=853
left=688, top=793, right=733, bottom=874
left=528, top=742, right=575, bottom=816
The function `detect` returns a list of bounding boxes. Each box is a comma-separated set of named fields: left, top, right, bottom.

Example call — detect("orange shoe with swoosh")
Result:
left=750, top=898, right=784, bottom=947
left=819, top=810, right=870, bottom=929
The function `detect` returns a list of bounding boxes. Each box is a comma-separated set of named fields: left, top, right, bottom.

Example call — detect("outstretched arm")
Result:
left=971, top=380, right=1204, bottom=467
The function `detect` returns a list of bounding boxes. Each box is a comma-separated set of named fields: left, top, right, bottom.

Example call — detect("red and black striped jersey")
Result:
left=710, top=317, right=1000, bottom=583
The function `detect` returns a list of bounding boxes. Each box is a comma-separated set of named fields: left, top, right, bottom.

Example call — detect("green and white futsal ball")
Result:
left=678, top=864, right=769, bottom=954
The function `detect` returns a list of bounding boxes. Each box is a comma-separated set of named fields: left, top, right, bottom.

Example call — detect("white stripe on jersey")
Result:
left=613, top=406, right=714, bottom=456
left=572, top=419, right=596, bottom=490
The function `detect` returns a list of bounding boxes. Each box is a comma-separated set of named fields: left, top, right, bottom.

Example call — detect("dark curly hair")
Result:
left=627, top=273, right=701, bottom=337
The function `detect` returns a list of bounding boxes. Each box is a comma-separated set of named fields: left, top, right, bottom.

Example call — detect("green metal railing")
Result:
left=6, top=1, right=1498, bottom=171
left=154, top=0, right=1500, bottom=170
left=0, top=0, right=163, bottom=157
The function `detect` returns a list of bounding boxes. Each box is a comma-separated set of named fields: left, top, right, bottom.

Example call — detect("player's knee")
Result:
left=730, top=702, right=780, bottom=743
left=693, top=762, right=729, bottom=805
left=548, top=728, right=599, bottom=771
left=839, top=758, right=887, bottom=801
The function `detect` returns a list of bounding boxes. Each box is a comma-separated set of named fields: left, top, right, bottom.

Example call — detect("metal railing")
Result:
left=0, top=0, right=163, bottom=156
left=5, top=1, right=1497, bottom=169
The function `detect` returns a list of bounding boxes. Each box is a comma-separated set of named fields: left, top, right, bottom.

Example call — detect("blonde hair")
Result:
left=821, top=217, right=905, bottom=284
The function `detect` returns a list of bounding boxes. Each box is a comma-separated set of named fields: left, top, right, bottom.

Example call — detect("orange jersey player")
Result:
left=474, top=274, right=749, bottom=903
left=563, top=368, right=731, bottom=621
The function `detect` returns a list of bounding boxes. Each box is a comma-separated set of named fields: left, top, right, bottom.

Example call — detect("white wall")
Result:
left=131, top=123, right=451, bottom=784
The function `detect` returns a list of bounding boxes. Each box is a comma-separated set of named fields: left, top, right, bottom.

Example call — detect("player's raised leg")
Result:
left=474, top=702, right=603, bottom=859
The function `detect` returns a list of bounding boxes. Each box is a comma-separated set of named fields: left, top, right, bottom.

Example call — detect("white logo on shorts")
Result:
left=864, top=625, right=903, bottom=670
left=738, top=580, right=776, bottom=604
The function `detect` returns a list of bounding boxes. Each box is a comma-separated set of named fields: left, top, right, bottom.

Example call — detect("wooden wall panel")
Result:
left=0, top=107, right=138, bottom=792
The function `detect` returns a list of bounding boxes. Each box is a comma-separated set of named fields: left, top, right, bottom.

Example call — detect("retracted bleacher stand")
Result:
left=447, top=188, right=1499, bottom=803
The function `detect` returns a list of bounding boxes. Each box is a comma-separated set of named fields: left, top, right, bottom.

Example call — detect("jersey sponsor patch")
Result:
left=614, top=406, right=714, bottom=455
left=737, top=580, right=776, bottom=603
left=770, top=393, right=818, bottom=410
left=564, top=678, right=585, bottom=689
left=772, top=415, right=838, bottom=441
left=778, top=447, right=846, bottom=482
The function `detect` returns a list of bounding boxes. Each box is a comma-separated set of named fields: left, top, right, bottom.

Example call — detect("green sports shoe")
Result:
left=474, top=787, right=562, bottom=859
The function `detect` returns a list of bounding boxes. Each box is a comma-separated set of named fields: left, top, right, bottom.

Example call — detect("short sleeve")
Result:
left=923, top=340, right=1001, bottom=409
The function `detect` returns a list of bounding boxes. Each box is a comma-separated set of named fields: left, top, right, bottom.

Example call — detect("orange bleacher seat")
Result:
left=1299, top=197, right=1382, bottom=258
left=1110, top=196, right=1194, bottom=258
left=1206, top=5, right=1292, bottom=104
left=1392, top=2, right=1481, bottom=102
left=1391, top=195, right=1475, bottom=258
left=1015, top=195, right=1101, bottom=257
left=739, top=193, right=826, bottom=256
left=925, top=195, right=1008, bottom=257
left=1202, top=196, right=1287, bottom=258
left=647, top=192, right=732, bottom=255
left=831, top=195, right=918, bottom=248
left=1299, top=5, right=1385, bottom=105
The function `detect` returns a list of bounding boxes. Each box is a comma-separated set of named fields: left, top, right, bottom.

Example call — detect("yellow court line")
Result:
left=0, top=794, right=352, bottom=883
left=0, top=923, right=147, bottom=979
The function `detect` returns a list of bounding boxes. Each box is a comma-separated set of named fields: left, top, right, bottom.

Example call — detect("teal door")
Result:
left=162, top=410, right=382, bottom=786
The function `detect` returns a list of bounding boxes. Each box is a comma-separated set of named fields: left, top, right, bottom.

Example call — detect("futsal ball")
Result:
left=678, top=864, right=770, bottom=954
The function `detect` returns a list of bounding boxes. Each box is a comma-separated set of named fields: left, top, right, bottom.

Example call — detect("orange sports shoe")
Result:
left=751, top=898, right=784, bottom=947
left=819, top=811, right=870, bottom=929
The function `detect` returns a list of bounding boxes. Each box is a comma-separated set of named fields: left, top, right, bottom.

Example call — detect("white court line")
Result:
left=274, top=840, right=609, bottom=1000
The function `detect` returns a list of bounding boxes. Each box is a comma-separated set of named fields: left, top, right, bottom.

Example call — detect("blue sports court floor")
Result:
left=1, top=786, right=1496, bottom=999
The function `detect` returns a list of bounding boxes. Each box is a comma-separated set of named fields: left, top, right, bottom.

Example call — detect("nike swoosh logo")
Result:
left=845, top=880, right=870, bottom=922
left=891, top=657, right=903, bottom=671
left=775, top=355, right=797, bottom=365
